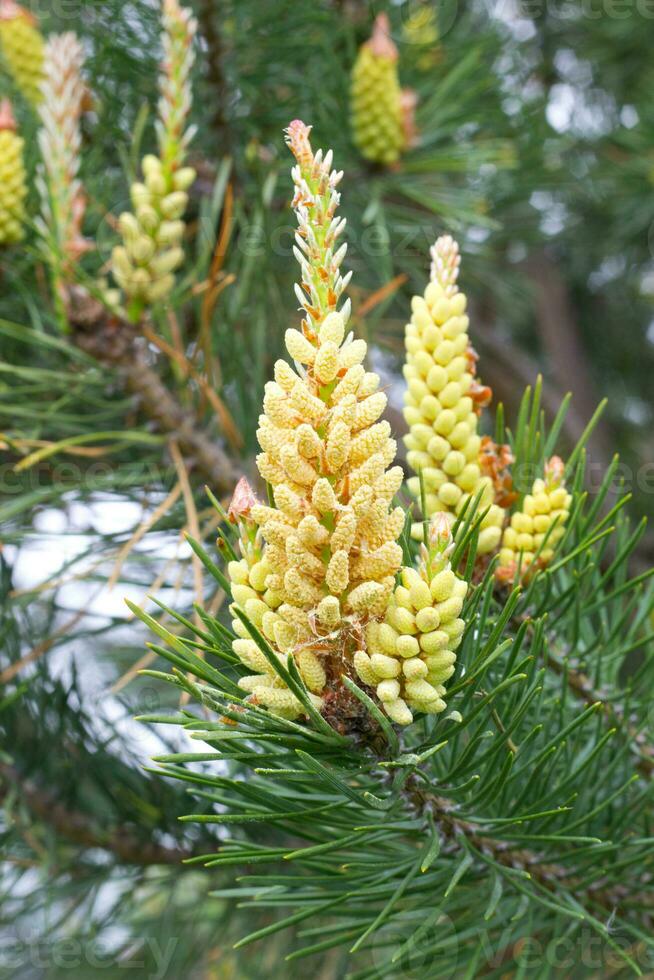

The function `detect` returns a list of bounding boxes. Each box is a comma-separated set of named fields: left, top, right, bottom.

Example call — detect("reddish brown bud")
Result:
left=480, top=436, right=518, bottom=509
left=228, top=476, right=259, bottom=524
left=367, top=13, right=398, bottom=62
left=400, top=88, right=419, bottom=148
left=285, top=119, right=313, bottom=171
left=545, top=456, right=565, bottom=486
left=0, top=98, right=16, bottom=131
left=0, top=0, right=35, bottom=24
left=470, top=380, right=493, bottom=411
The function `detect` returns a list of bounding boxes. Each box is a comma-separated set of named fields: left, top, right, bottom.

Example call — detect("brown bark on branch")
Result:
left=120, top=345, right=240, bottom=494
left=0, top=761, right=199, bottom=866
left=66, top=286, right=240, bottom=496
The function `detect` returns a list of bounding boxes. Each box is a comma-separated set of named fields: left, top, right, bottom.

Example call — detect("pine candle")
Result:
left=497, top=456, right=572, bottom=582
left=227, top=122, right=468, bottom=727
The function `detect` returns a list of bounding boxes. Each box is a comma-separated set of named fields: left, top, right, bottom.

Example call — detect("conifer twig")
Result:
left=411, top=786, right=653, bottom=920
left=544, top=645, right=654, bottom=776
left=66, top=287, right=240, bottom=495
left=0, top=762, right=200, bottom=866
left=120, top=345, right=240, bottom=494
left=195, top=0, right=230, bottom=150
left=515, top=613, right=654, bottom=776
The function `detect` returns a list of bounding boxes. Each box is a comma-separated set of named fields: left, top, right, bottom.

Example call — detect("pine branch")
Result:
left=513, top=612, right=654, bottom=777
left=410, top=784, right=653, bottom=920
left=121, top=345, right=239, bottom=492
left=0, top=761, right=198, bottom=866
left=195, top=0, right=231, bottom=152
left=544, top=646, right=654, bottom=778
left=66, top=285, right=241, bottom=494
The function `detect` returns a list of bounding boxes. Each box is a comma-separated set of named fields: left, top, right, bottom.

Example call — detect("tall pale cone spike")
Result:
left=111, top=0, right=197, bottom=313
left=37, top=32, right=87, bottom=269
left=403, top=236, right=506, bottom=553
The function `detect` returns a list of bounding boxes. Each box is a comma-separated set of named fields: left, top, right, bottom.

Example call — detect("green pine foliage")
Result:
left=132, top=145, right=654, bottom=977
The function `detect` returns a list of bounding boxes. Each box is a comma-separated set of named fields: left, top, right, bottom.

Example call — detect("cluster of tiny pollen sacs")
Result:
left=226, top=121, right=468, bottom=726
left=111, top=0, right=197, bottom=320
left=403, top=234, right=505, bottom=554
left=226, top=123, right=573, bottom=729
left=0, top=97, right=26, bottom=245
left=496, top=455, right=572, bottom=583
left=0, top=0, right=44, bottom=105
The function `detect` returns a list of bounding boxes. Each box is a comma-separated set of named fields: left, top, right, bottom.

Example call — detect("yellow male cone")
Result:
left=0, top=0, right=44, bottom=104
left=403, top=236, right=505, bottom=553
left=354, top=515, right=468, bottom=725
left=0, top=98, right=26, bottom=244
left=111, top=0, right=197, bottom=320
left=351, top=13, right=408, bottom=166
left=226, top=123, right=472, bottom=730
left=497, top=456, right=572, bottom=583
left=227, top=120, right=406, bottom=722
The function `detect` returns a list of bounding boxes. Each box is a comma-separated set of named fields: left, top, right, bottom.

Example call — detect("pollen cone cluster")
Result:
left=228, top=120, right=408, bottom=722
left=227, top=479, right=322, bottom=720
left=403, top=236, right=504, bottom=553
left=497, top=456, right=571, bottom=583
left=0, top=1, right=43, bottom=104
left=0, top=98, right=25, bottom=243
left=354, top=516, right=467, bottom=725
left=351, top=14, right=405, bottom=166
left=111, top=0, right=197, bottom=318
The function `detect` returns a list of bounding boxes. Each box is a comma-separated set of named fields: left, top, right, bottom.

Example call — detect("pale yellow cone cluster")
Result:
left=112, top=0, right=197, bottom=320
left=225, top=479, right=324, bottom=720
left=228, top=121, right=407, bottom=721
left=351, top=14, right=405, bottom=166
left=37, top=33, right=88, bottom=288
left=497, top=456, right=572, bottom=582
left=0, top=1, right=43, bottom=105
left=0, top=98, right=25, bottom=243
left=354, top=516, right=467, bottom=725
left=403, top=235, right=504, bottom=554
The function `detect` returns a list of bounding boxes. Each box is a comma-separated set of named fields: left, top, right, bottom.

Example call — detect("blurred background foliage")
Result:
left=0, top=0, right=652, bottom=976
